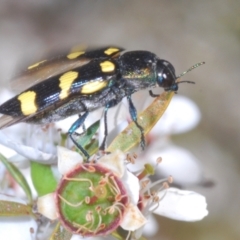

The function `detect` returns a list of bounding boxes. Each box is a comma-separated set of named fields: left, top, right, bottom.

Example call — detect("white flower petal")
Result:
left=0, top=131, right=56, bottom=163
left=6, top=154, right=29, bottom=169
left=122, top=170, right=140, bottom=205
left=37, top=193, right=58, bottom=220
left=55, top=115, right=79, bottom=133
left=134, top=214, right=158, bottom=239
left=0, top=144, right=17, bottom=158
left=57, top=146, right=83, bottom=175
left=51, top=165, right=62, bottom=183
left=151, top=95, right=201, bottom=135
left=156, top=145, right=203, bottom=185
left=143, top=214, right=159, bottom=237
left=0, top=217, right=37, bottom=240
left=154, top=188, right=208, bottom=221
left=71, top=234, right=102, bottom=240
left=98, top=150, right=125, bottom=178
left=121, top=203, right=147, bottom=231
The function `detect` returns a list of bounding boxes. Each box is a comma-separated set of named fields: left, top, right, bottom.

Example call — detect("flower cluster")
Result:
left=0, top=89, right=208, bottom=239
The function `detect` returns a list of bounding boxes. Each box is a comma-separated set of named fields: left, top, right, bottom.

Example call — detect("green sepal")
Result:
left=30, top=161, right=57, bottom=196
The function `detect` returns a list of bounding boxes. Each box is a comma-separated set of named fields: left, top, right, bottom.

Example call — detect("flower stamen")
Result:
left=58, top=194, right=84, bottom=207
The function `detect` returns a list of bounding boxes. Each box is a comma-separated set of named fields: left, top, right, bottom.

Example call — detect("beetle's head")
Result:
left=155, top=59, right=205, bottom=92
left=156, top=60, right=178, bottom=91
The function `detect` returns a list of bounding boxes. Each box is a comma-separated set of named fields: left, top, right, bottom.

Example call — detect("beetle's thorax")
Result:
left=118, top=51, right=158, bottom=93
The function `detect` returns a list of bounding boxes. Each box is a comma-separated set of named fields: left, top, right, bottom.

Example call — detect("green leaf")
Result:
left=30, top=161, right=57, bottom=196
left=0, top=153, right=32, bottom=204
left=85, top=138, right=99, bottom=156
left=77, top=120, right=100, bottom=148
left=49, top=222, right=72, bottom=240
left=107, top=91, right=174, bottom=152
left=0, top=200, right=32, bottom=217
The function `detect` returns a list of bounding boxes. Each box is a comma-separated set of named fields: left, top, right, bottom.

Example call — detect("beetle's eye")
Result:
left=156, top=60, right=176, bottom=90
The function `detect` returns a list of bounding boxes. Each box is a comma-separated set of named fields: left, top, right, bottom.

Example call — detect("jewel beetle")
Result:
left=0, top=46, right=204, bottom=158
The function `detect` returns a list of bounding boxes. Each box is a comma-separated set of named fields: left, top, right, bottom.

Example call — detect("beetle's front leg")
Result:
left=127, top=95, right=145, bottom=150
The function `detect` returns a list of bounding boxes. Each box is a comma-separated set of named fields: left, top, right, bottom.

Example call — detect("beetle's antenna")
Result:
left=177, top=62, right=205, bottom=79
left=177, top=80, right=195, bottom=85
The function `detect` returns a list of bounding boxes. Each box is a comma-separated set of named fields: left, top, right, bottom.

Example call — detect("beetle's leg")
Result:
left=68, top=111, right=90, bottom=160
left=99, top=99, right=119, bottom=151
left=99, top=106, right=109, bottom=151
left=149, top=90, right=159, bottom=97
left=73, top=114, right=86, bottom=137
left=127, top=95, right=145, bottom=150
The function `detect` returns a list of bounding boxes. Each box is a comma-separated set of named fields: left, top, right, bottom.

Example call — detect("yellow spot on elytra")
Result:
left=104, top=48, right=119, bottom=55
left=81, top=81, right=108, bottom=94
left=18, top=91, right=37, bottom=115
left=59, top=71, right=79, bottom=99
left=28, top=60, right=46, bottom=70
left=100, top=61, right=115, bottom=72
left=67, top=51, right=85, bottom=59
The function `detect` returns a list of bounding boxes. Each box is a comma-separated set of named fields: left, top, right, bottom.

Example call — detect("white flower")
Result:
left=132, top=157, right=208, bottom=239
left=0, top=123, right=59, bottom=164
left=37, top=148, right=208, bottom=239
left=38, top=147, right=146, bottom=238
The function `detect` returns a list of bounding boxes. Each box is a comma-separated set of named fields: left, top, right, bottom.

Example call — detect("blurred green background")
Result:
left=0, top=0, right=239, bottom=239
